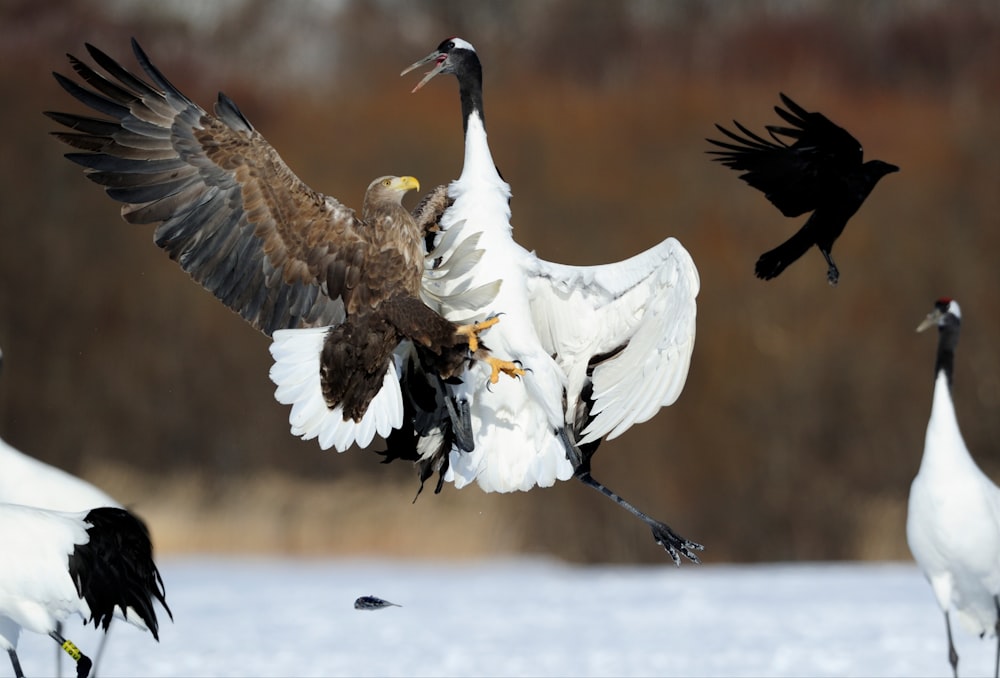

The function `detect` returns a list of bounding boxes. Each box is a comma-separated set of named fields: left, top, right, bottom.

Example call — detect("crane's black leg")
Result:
left=993, top=595, right=999, bottom=678
left=49, top=630, right=92, bottom=678
left=557, top=429, right=702, bottom=565
left=7, top=648, right=25, bottom=678
left=944, top=610, right=958, bottom=678
left=91, top=619, right=114, bottom=678
left=573, top=470, right=703, bottom=565
left=56, top=619, right=63, bottom=677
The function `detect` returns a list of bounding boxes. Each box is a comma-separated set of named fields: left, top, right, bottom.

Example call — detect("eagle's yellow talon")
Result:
left=487, top=357, right=525, bottom=384
left=456, top=316, right=502, bottom=353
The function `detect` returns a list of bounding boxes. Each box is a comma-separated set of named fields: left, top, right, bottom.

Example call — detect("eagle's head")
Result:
left=365, top=175, right=420, bottom=210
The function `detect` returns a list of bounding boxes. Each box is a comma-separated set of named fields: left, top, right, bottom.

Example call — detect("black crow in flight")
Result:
left=708, top=93, right=898, bottom=286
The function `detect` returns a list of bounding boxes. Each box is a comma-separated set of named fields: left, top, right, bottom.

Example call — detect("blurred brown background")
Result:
left=0, top=0, right=998, bottom=564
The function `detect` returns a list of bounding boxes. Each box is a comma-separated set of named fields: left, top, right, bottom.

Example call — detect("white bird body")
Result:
left=908, top=371, right=1000, bottom=636
left=401, top=38, right=701, bottom=562
left=907, top=298, right=1000, bottom=677
left=0, top=502, right=170, bottom=678
left=0, top=504, right=94, bottom=649
left=421, top=65, right=698, bottom=496
left=436, top=119, right=572, bottom=491
left=0, top=437, right=120, bottom=512
left=0, top=348, right=158, bottom=677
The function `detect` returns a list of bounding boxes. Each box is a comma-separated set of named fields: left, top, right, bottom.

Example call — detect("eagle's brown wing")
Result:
left=46, top=39, right=382, bottom=336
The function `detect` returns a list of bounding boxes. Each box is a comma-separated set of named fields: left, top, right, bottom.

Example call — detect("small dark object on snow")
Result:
left=354, top=595, right=401, bottom=610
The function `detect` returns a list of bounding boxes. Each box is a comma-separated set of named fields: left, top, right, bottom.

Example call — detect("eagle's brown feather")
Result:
left=46, top=39, right=491, bottom=425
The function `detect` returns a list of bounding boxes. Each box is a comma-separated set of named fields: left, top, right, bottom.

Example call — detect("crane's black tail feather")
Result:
left=68, top=507, right=171, bottom=640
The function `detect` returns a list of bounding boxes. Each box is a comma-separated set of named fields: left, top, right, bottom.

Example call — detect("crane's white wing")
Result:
left=524, top=237, right=699, bottom=444
left=0, top=504, right=92, bottom=629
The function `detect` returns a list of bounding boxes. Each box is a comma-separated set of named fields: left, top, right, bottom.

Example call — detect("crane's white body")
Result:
left=0, top=437, right=119, bottom=512
left=0, top=503, right=94, bottom=653
left=907, top=370, right=1000, bottom=636
left=0, top=374, right=122, bottom=676
left=429, top=106, right=699, bottom=494
left=908, top=299, right=1000, bottom=677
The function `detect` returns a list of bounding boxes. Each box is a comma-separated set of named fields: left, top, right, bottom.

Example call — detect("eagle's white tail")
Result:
left=268, top=327, right=403, bottom=451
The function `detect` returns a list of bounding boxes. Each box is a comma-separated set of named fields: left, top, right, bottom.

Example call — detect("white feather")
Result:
left=0, top=502, right=166, bottom=668
left=424, top=107, right=698, bottom=493
left=0, top=438, right=120, bottom=511
left=0, top=504, right=93, bottom=651
left=906, top=301, right=1000, bottom=674
left=268, top=327, right=403, bottom=452
left=907, top=371, right=1000, bottom=636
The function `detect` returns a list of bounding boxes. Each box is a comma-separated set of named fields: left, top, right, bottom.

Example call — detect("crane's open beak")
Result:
left=917, top=308, right=943, bottom=333
left=401, top=50, right=447, bottom=93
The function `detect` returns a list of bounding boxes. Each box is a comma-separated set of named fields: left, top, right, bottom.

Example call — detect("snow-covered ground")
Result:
left=9, top=557, right=995, bottom=677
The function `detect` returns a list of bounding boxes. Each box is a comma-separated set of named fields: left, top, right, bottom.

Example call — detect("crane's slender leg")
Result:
left=558, top=429, right=703, bottom=565
left=944, top=610, right=958, bottom=678
left=993, top=595, right=1000, bottom=678
left=7, top=648, right=25, bottom=678
left=49, top=629, right=92, bottom=678
left=55, top=620, right=63, bottom=677
left=573, top=469, right=703, bottom=565
left=91, top=621, right=113, bottom=678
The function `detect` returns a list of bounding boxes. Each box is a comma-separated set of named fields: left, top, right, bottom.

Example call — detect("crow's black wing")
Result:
left=769, top=93, right=864, bottom=178
left=708, top=93, right=864, bottom=218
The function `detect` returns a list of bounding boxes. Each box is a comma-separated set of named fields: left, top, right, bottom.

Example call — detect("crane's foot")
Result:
left=574, top=468, right=703, bottom=566
left=650, top=520, right=704, bottom=566
left=51, top=630, right=92, bottom=678
left=455, top=315, right=502, bottom=353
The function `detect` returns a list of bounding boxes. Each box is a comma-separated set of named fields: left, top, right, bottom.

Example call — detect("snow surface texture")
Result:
left=8, top=558, right=994, bottom=678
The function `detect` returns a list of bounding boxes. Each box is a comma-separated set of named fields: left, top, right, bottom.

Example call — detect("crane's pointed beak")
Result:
left=401, top=51, right=447, bottom=93
left=916, top=309, right=943, bottom=333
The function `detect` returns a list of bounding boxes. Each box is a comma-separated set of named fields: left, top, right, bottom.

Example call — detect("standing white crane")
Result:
left=0, top=503, right=171, bottom=678
left=908, top=298, right=1000, bottom=678
left=0, top=345, right=123, bottom=676
left=399, top=38, right=702, bottom=563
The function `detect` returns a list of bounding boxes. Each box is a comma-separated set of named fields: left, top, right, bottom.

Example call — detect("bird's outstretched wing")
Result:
left=45, top=39, right=385, bottom=335
left=707, top=93, right=864, bottom=217
left=525, top=237, right=699, bottom=444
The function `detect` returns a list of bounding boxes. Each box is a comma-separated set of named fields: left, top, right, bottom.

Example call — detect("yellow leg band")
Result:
left=61, top=639, right=83, bottom=661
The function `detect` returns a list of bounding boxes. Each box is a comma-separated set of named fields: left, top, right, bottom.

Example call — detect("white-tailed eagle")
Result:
left=45, top=39, right=519, bottom=452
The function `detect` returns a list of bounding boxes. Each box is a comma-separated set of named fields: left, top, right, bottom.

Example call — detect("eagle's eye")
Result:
left=382, top=179, right=392, bottom=187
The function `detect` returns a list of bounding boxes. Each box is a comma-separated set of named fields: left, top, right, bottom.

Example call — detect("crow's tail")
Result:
left=755, top=227, right=814, bottom=281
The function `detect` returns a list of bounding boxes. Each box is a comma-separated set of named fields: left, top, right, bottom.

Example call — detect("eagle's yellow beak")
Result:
left=394, top=176, right=420, bottom=193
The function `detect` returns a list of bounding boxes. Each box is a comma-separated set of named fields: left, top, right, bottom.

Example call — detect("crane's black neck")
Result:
left=935, top=318, right=960, bottom=389
left=453, top=50, right=485, bottom=134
